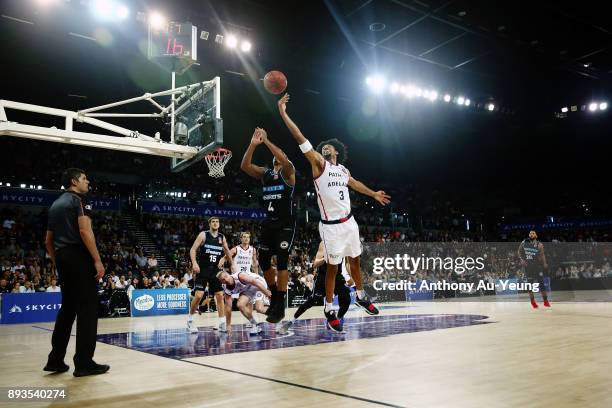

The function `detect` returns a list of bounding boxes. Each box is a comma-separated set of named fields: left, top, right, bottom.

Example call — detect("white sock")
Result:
left=219, top=317, right=225, bottom=324
left=188, top=314, right=193, bottom=322
left=357, top=290, right=365, bottom=300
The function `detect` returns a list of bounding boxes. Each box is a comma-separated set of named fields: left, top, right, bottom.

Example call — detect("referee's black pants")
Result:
left=48, top=246, right=99, bottom=368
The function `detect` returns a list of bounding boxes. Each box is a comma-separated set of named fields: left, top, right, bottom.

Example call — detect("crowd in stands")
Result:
left=2, top=200, right=611, bottom=314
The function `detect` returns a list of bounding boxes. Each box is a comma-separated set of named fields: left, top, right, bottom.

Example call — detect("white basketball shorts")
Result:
left=318, top=216, right=362, bottom=265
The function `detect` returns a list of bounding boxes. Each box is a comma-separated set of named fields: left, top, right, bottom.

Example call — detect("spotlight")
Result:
left=37, top=185, right=42, bottom=190
left=487, top=103, right=495, bottom=111
left=91, top=0, right=113, bottom=19
left=6, top=183, right=10, bottom=187
left=444, top=94, right=451, bottom=102
left=589, top=103, right=597, bottom=111
left=457, top=96, right=465, bottom=105
left=429, top=91, right=438, bottom=101
left=405, top=85, right=416, bottom=97
left=20, top=184, right=26, bottom=188
left=200, top=31, right=209, bottom=40
left=149, top=12, right=166, bottom=30
left=365, top=75, right=386, bottom=93
left=389, top=83, right=400, bottom=94
left=214, top=34, right=224, bottom=44
left=465, top=98, right=471, bottom=106
left=599, top=102, right=608, bottom=110
left=570, top=105, right=578, bottom=112
left=240, top=41, right=252, bottom=52
left=226, top=35, right=238, bottom=48
left=423, top=90, right=430, bottom=98
left=414, top=87, right=422, bottom=97
left=116, top=4, right=129, bottom=19
left=561, top=107, right=568, bottom=113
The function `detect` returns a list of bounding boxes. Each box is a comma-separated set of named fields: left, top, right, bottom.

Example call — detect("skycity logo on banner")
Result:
left=0, top=292, right=63, bottom=324
left=141, top=200, right=267, bottom=220
left=0, top=187, right=120, bottom=211
left=130, top=289, right=190, bottom=317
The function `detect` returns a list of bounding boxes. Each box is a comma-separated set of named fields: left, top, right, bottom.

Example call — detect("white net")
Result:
left=205, top=148, right=232, bottom=178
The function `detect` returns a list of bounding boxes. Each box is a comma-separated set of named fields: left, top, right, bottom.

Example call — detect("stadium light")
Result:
left=465, top=98, right=471, bottom=106
left=487, top=103, right=495, bottom=111
left=457, top=96, right=465, bottom=105
left=365, top=75, right=386, bottom=93
left=116, top=4, right=129, bottom=19
left=91, top=0, right=113, bottom=20
left=389, top=83, right=400, bottom=94
left=6, top=183, right=11, bottom=187
left=599, top=102, right=608, bottom=110
left=414, top=87, right=422, bottom=97
left=226, top=35, right=238, bottom=48
left=561, top=107, right=568, bottom=113
left=429, top=91, right=438, bottom=101
left=149, top=12, right=166, bottom=30
left=37, top=185, right=42, bottom=190
left=240, top=41, right=252, bottom=52
left=20, top=184, right=26, bottom=188
left=588, top=103, right=597, bottom=111
left=444, top=94, right=451, bottom=102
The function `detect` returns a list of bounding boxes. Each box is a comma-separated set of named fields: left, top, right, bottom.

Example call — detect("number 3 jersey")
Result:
left=234, top=245, right=254, bottom=273
left=313, top=161, right=351, bottom=221
left=197, top=231, right=225, bottom=272
left=261, top=168, right=294, bottom=223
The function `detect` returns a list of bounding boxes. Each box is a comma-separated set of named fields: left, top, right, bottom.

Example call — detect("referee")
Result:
left=44, top=168, right=110, bottom=377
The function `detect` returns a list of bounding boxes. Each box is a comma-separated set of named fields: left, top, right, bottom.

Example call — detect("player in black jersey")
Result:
left=241, top=127, right=296, bottom=324
left=518, top=230, right=551, bottom=309
left=277, top=241, right=354, bottom=334
left=188, top=217, right=232, bottom=333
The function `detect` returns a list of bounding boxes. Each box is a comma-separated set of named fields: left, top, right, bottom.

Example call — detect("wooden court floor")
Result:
left=1, top=291, right=611, bottom=408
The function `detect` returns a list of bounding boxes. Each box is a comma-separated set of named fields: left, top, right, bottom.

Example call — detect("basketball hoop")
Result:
left=205, top=147, right=232, bottom=178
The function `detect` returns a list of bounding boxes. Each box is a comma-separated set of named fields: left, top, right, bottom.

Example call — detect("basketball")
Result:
left=263, top=70, right=287, bottom=95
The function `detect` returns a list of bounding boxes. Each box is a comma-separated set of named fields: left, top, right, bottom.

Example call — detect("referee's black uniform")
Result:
left=46, top=190, right=106, bottom=375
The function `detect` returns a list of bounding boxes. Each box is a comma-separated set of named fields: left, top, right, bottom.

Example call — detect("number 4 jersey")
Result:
left=261, top=168, right=294, bottom=222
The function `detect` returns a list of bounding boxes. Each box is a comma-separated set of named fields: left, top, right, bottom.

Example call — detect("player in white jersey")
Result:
left=218, top=231, right=258, bottom=274
left=216, top=270, right=271, bottom=335
left=218, top=231, right=263, bottom=326
left=278, top=93, right=391, bottom=332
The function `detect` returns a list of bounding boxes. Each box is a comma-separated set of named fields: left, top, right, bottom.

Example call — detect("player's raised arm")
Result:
left=190, top=231, right=205, bottom=274
left=240, top=128, right=267, bottom=179
left=277, top=93, right=325, bottom=177
left=259, top=127, right=296, bottom=185
left=347, top=175, right=391, bottom=206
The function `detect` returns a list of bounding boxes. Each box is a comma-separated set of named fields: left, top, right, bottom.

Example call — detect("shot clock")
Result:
left=148, top=21, right=198, bottom=72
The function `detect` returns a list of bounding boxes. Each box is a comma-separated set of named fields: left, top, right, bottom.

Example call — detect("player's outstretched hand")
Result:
left=257, top=127, right=268, bottom=143
left=373, top=190, right=391, bottom=206
left=251, top=128, right=264, bottom=145
left=278, top=93, right=290, bottom=113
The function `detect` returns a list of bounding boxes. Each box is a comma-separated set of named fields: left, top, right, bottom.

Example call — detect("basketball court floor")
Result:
left=1, top=291, right=611, bottom=408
